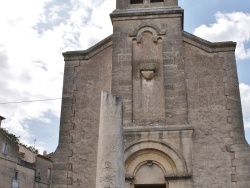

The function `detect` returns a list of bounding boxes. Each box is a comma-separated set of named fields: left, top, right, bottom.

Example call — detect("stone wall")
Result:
left=124, top=126, right=193, bottom=187
left=52, top=37, right=112, bottom=187
left=19, top=144, right=37, bottom=163
left=111, top=7, right=186, bottom=126
left=111, top=5, right=192, bottom=188
left=0, top=132, right=19, bottom=188
left=17, top=164, right=35, bottom=188
left=96, top=91, right=124, bottom=188
left=35, top=155, right=53, bottom=187
left=183, top=32, right=250, bottom=188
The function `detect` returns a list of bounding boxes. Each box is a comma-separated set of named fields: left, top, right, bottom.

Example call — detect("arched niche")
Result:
left=135, top=162, right=166, bottom=185
left=131, top=27, right=165, bottom=125
left=130, top=26, right=165, bottom=40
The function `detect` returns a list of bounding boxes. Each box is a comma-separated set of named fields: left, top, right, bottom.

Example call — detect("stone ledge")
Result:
left=111, top=7, right=183, bottom=19
left=165, top=175, right=192, bottom=180
left=125, top=174, right=192, bottom=182
left=124, top=124, right=193, bottom=132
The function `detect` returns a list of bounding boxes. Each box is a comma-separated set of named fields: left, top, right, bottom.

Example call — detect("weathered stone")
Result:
left=96, top=91, right=125, bottom=188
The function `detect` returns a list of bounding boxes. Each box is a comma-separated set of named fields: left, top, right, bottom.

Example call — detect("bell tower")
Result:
left=111, top=0, right=187, bottom=126
left=111, top=1, right=192, bottom=187
left=116, top=0, right=178, bottom=10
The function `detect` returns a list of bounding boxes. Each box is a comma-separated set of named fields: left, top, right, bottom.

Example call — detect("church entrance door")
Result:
left=135, top=184, right=166, bottom=188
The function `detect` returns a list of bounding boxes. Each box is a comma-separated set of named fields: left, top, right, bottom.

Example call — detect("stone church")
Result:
left=52, top=0, right=250, bottom=187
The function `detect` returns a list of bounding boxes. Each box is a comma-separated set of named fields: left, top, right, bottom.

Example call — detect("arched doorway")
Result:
left=133, top=160, right=167, bottom=188
left=124, top=141, right=190, bottom=188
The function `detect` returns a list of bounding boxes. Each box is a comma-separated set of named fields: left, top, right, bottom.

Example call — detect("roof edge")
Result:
left=183, top=31, right=236, bottom=53
left=37, top=154, right=53, bottom=161
left=63, top=35, right=113, bottom=61
left=0, top=116, right=6, bottom=120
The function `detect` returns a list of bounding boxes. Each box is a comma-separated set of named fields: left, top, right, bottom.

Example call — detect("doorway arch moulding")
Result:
left=124, top=140, right=192, bottom=187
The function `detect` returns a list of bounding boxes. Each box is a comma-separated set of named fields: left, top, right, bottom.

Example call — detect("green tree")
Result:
left=0, top=128, right=39, bottom=154
left=0, top=128, right=20, bottom=143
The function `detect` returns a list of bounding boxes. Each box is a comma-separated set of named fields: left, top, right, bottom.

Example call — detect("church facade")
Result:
left=52, top=0, right=250, bottom=187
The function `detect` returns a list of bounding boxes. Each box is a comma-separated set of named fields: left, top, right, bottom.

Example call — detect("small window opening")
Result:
left=151, top=0, right=164, bottom=3
left=2, top=143, right=8, bottom=154
left=14, top=171, right=18, bottom=180
left=131, top=0, right=143, bottom=4
left=35, top=169, right=41, bottom=182
left=47, top=168, right=51, bottom=180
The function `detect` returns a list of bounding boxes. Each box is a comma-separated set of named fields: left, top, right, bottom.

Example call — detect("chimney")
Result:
left=43, top=150, right=47, bottom=156
left=0, top=116, right=5, bottom=128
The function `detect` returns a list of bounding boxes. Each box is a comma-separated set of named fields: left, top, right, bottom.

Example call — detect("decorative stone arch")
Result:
left=124, top=140, right=189, bottom=187
left=126, top=149, right=177, bottom=176
left=130, top=26, right=166, bottom=43
left=125, top=140, right=188, bottom=175
left=136, top=27, right=159, bottom=43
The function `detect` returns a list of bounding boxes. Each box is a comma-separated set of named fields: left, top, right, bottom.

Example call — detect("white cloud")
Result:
left=0, top=0, right=115, bottom=152
left=68, top=0, right=115, bottom=49
left=240, top=83, right=250, bottom=129
left=194, top=12, right=250, bottom=60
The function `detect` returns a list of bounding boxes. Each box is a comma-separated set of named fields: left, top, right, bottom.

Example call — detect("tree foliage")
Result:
left=0, top=128, right=20, bottom=143
left=0, top=128, right=38, bottom=153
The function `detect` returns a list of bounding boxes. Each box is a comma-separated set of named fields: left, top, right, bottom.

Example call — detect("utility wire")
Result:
left=0, top=66, right=32, bottom=80
left=0, top=98, right=62, bottom=105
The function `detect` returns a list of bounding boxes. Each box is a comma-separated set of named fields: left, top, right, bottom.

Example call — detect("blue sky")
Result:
left=0, top=0, right=249, bottom=153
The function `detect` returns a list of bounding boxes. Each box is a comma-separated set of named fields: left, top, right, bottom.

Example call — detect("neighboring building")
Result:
left=52, top=0, right=250, bottom=187
left=34, top=154, right=53, bottom=188
left=0, top=117, right=53, bottom=188
left=18, top=145, right=53, bottom=188
left=19, top=144, right=37, bottom=164
left=0, top=126, right=34, bottom=188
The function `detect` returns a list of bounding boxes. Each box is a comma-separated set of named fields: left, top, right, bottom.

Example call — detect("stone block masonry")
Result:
left=96, top=91, right=125, bottom=188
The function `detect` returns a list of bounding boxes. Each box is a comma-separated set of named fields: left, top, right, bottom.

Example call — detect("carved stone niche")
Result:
left=140, top=63, right=156, bottom=80
left=131, top=26, right=166, bottom=123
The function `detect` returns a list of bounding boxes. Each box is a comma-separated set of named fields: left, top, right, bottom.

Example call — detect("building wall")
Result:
left=0, top=132, right=19, bottom=188
left=183, top=40, right=234, bottom=187
left=111, top=8, right=186, bottom=126
left=183, top=36, right=250, bottom=187
left=19, top=144, right=37, bottom=163
left=52, top=41, right=113, bottom=187
left=35, top=155, right=53, bottom=188
left=0, top=132, right=36, bottom=188
left=111, top=6, right=193, bottom=187
left=70, top=46, right=112, bottom=187
left=17, top=164, right=35, bottom=188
